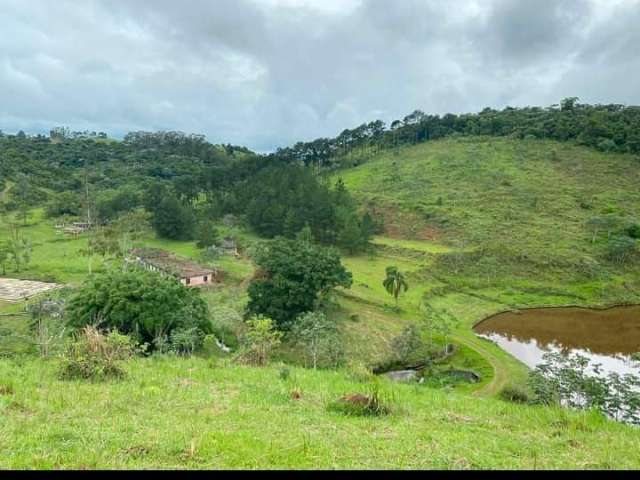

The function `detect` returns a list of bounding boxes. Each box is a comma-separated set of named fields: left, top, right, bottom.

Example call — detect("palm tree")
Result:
left=383, top=266, right=409, bottom=308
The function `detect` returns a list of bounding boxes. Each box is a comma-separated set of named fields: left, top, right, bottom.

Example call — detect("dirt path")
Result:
left=452, top=333, right=511, bottom=397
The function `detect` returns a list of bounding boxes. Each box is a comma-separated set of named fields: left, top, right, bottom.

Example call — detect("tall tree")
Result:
left=246, top=238, right=352, bottom=329
left=151, top=194, right=196, bottom=241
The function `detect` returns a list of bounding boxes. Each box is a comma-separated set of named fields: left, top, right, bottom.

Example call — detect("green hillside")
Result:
left=336, top=136, right=640, bottom=304
left=1, top=135, right=640, bottom=470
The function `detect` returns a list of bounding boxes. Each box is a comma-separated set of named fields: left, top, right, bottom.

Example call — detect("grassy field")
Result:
left=1, top=356, right=639, bottom=470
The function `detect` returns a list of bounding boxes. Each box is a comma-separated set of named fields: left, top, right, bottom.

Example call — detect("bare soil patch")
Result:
left=0, top=278, right=63, bottom=302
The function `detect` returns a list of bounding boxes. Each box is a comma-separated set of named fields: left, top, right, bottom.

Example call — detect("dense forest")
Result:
left=1, top=98, right=638, bottom=254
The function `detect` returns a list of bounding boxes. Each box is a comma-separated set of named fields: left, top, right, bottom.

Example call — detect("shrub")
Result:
left=59, top=327, right=137, bottom=381
left=66, top=269, right=211, bottom=350
left=528, top=351, right=640, bottom=425
left=390, top=324, right=423, bottom=363
left=170, top=327, right=204, bottom=356
left=0, top=381, right=14, bottom=396
left=278, top=366, right=291, bottom=381
left=499, top=384, right=531, bottom=404
left=235, top=316, right=282, bottom=366
left=626, top=223, right=640, bottom=239
left=605, top=236, right=637, bottom=264
left=202, top=334, right=227, bottom=357
left=346, top=361, right=375, bottom=383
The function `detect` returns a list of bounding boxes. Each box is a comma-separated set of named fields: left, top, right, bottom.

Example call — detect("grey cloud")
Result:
left=478, top=0, right=593, bottom=65
left=0, top=0, right=639, bottom=152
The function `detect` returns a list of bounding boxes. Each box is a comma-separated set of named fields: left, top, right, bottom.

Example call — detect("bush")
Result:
left=0, top=381, right=14, bottom=396
left=346, top=361, right=375, bottom=383
left=170, top=327, right=204, bottom=356
left=202, top=334, right=227, bottom=357
left=66, top=269, right=211, bottom=350
left=390, top=324, right=423, bottom=363
left=626, top=223, right=640, bottom=239
left=499, top=384, right=531, bottom=404
left=605, top=236, right=637, bottom=264
left=278, top=366, right=291, bottom=381
left=59, top=327, right=137, bottom=381
left=235, top=316, right=282, bottom=366
left=528, top=351, right=640, bottom=425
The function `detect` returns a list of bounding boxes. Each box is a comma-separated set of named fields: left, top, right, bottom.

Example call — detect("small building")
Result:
left=62, top=226, right=85, bottom=237
left=72, top=222, right=92, bottom=230
left=220, top=237, right=239, bottom=257
left=57, top=221, right=92, bottom=237
left=128, top=248, right=220, bottom=287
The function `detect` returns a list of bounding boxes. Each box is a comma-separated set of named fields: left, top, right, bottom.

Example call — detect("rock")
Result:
left=384, top=370, right=419, bottom=383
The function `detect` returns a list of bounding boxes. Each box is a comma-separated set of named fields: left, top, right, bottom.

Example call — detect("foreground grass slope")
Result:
left=1, top=357, right=639, bottom=470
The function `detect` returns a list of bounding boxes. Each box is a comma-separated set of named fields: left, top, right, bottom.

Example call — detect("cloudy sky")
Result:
left=1, top=0, right=639, bottom=152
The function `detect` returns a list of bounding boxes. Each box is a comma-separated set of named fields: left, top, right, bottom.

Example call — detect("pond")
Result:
left=474, top=305, right=640, bottom=375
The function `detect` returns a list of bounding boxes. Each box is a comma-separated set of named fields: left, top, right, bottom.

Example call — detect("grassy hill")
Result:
left=2, top=357, right=639, bottom=469
left=335, top=136, right=640, bottom=304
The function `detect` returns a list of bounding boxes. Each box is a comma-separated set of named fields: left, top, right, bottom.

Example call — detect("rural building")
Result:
left=56, top=221, right=93, bottom=237
left=220, top=237, right=239, bottom=257
left=128, top=248, right=220, bottom=287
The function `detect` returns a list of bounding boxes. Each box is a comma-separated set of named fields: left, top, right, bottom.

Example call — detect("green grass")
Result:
left=0, top=209, right=104, bottom=284
left=1, top=356, right=639, bottom=470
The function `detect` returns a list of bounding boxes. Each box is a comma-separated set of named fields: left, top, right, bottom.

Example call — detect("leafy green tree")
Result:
left=383, top=266, right=408, bottom=308
left=0, top=242, right=10, bottom=275
left=66, top=269, right=211, bottom=348
left=45, top=191, right=83, bottom=218
left=290, top=311, right=342, bottom=369
left=195, top=220, right=219, bottom=249
left=95, top=186, right=141, bottom=222
left=7, top=223, right=32, bottom=272
left=151, top=194, right=196, bottom=240
left=361, top=211, right=379, bottom=238
left=296, top=224, right=315, bottom=244
left=246, top=238, right=352, bottom=329
left=337, top=213, right=367, bottom=254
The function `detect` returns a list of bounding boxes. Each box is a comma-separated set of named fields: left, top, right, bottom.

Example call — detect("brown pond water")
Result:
left=474, top=305, right=640, bottom=375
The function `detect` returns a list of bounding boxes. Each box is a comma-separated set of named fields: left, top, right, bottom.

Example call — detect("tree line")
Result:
left=270, top=98, right=640, bottom=169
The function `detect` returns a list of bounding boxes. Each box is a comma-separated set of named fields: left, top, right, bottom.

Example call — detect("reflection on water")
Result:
left=474, top=305, right=640, bottom=376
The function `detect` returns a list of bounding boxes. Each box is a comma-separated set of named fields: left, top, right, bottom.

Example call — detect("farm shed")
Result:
left=128, top=248, right=220, bottom=287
